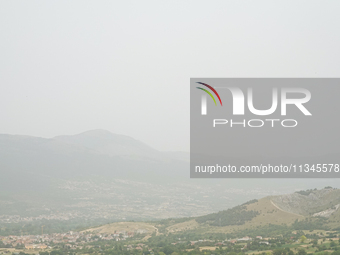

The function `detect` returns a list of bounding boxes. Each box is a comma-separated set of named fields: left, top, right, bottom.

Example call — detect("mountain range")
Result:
left=0, top=129, right=339, bottom=223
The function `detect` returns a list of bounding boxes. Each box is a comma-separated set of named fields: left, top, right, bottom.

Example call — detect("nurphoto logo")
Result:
left=196, top=82, right=312, bottom=128
left=191, top=78, right=340, bottom=178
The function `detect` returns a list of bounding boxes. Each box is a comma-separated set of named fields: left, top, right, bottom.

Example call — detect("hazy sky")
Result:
left=1, top=1, right=340, bottom=151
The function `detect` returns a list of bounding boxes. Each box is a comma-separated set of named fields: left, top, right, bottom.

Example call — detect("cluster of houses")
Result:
left=0, top=213, right=80, bottom=223
left=227, top=235, right=263, bottom=243
left=187, top=236, right=265, bottom=247
left=0, top=229, right=140, bottom=251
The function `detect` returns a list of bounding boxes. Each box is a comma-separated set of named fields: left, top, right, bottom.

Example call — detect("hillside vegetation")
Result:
left=195, top=200, right=260, bottom=226
left=84, top=187, right=340, bottom=237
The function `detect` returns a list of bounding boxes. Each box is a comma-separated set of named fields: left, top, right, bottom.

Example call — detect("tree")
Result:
left=300, top=235, right=307, bottom=243
left=273, top=248, right=287, bottom=255
left=297, top=249, right=307, bottom=255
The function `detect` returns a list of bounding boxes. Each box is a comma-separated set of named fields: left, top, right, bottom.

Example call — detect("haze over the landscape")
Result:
left=1, top=1, right=340, bottom=152
left=1, top=129, right=340, bottom=224
left=1, top=1, right=340, bottom=254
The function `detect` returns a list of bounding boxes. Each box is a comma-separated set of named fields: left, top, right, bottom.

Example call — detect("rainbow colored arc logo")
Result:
left=196, top=82, right=222, bottom=106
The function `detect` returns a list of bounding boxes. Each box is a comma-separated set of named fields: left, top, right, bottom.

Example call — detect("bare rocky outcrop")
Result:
left=271, top=188, right=340, bottom=217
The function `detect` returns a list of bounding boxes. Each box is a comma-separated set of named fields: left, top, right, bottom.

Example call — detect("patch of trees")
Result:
left=272, top=247, right=294, bottom=255
left=195, top=205, right=259, bottom=226
left=0, top=240, right=12, bottom=248
left=242, top=199, right=258, bottom=206
left=292, top=218, right=329, bottom=231
left=295, top=188, right=317, bottom=196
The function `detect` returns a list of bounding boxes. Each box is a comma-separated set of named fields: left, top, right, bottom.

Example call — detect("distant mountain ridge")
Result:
left=0, top=129, right=192, bottom=220
left=54, top=129, right=164, bottom=159
left=0, top=130, right=340, bottom=227
left=0, top=129, right=189, bottom=193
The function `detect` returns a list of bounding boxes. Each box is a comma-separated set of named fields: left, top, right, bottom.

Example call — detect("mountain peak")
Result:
left=55, top=129, right=135, bottom=141
left=79, top=129, right=114, bottom=135
left=77, top=129, right=117, bottom=136
left=54, top=129, right=160, bottom=158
